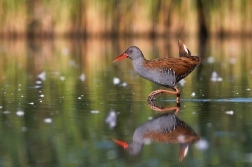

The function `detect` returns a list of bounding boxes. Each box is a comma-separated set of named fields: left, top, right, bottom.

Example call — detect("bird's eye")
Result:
left=128, top=50, right=132, bottom=54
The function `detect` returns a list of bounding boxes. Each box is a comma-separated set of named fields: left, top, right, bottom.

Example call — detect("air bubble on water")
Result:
left=0, top=106, right=2, bottom=109
left=179, top=79, right=186, bottom=86
left=34, top=85, right=42, bottom=89
left=40, top=94, right=44, bottom=97
left=210, top=71, right=222, bottom=82
left=44, top=118, right=52, bottom=123
left=16, top=110, right=24, bottom=116
left=148, top=116, right=153, bottom=120
left=91, top=110, right=99, bottom=114
left=21, top=127, right=27, bottom=132
left=229, top=57, right=236, bottom=64
left=191, top=92, right=196, bottom=97
left=36, top=80, right=42, bottom=85
left=246, top=88, right=251, bottom=91
left=207, top=57, right=214, bottom=63
left=3, top=111, right=10, bottom=114
left=195, top=139, right=209, bottom=150
left=60, top=76, right=65, bottom=81
left=62, top=47, right=70, bottom=56
left=37, top=71, right=46, bottom=81
left=69, top=60, right=76, bottom=67
left=121, top=82, right=127, bottom=87
left=78, top=97, right=81, bottom=99
left=225, top=110, right=234, bottom=115
left=29, top=102, right=34, bottom=105
left=113, top=78, right=120, bottom=85
left=79, top=74, right=85, bottom=81
left=105, top=110, right=117, bottom=129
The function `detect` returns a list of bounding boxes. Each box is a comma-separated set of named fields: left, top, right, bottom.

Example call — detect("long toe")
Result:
left=147, top=90, right=161, bottom=101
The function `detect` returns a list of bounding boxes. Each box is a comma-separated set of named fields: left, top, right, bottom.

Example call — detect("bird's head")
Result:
left=113, top=46, right=143, bottom=62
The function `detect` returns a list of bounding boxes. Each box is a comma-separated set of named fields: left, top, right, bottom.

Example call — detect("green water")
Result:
left=0, top=38, right=251, bottom=166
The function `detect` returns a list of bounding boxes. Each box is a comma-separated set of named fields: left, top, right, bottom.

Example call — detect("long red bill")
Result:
left=113, top=53, right=128, bottom=62
left=113, top=139, right=128, bottom=149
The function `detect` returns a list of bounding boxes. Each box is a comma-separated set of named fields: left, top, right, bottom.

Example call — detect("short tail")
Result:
left=178, top=39, right=191, bottom=57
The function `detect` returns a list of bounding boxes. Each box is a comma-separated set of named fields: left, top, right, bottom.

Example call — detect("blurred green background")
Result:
left=0, top=0, right=252, bottom=167
left=1, top=0, right=252, bottom=38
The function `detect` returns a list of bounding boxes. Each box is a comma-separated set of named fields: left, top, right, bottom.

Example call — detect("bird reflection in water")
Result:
left=114, top=101, right=200, bottom=161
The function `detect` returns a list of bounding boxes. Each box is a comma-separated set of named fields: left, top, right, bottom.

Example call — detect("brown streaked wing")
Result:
left=143, top=56, right=201, bottom=76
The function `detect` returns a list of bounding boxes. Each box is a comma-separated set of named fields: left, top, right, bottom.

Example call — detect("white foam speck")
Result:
left=247, top=88, right=251, bottom=91
left=225, top=110, right=234, bottom=115
left=29, top=102, right=34, bottom=105
left=195, top=139, right=209, bottom=150
left=148, top=116, right=153, bottom=120
left=3, top=111, right=10, bottom=114
left=40, top=94, right=44, bottom=97
left=207, top=57, right=214, bottom=63
left=36, top=80, right=42, bottom=84
left=44, top=118, right=52, bottom=123
left=21, top=127, right=27, bottom=131
left=229, top=57, right=236, bottom=64
left=210, top=71, right=223, bottom=82
left=60, top=76, right=65, bottom=81
left=0, top=106, right=2, bottom=109
left=113, top=78, right=120, bottom=85
left=217, top=77, right=223, bottom=82
left=91, top=110, right=99, bottom=114
left=179, top=79, right=186, bottom=86
left=78, top=97, right=81, bottom=99
left=37, top=71, right=46, bottom=81
left=105, top=110, right=117, bottom=129
left=121, top=82, right=127, bottom=87
left=62, top=47, right=70, bottom=56
left=16, top=110, right=24, bottom=116
left=191, top=92, right=196, bottom=97
left=80, top=74, right=85, bottom=81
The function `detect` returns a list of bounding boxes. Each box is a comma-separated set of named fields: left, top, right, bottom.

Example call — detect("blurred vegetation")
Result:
left=0, top=0, right=252, bottom=38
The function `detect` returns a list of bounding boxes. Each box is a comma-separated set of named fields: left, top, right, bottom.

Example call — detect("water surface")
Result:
left=0, top=38, right=251, bottom=166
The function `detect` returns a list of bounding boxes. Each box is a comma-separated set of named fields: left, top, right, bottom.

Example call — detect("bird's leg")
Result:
left=147, top=86, right=180, bottom=102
